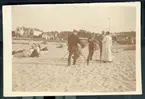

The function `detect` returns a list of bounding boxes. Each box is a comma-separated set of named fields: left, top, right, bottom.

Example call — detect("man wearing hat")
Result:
left=67, top=30, right=82, bottom=66
left=98, top=31, right=105, bottom=61
left=87, top=35, right=96, bottom=65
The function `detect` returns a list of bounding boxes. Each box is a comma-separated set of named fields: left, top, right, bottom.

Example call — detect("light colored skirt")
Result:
left=13, top=49, right=34, bottom=57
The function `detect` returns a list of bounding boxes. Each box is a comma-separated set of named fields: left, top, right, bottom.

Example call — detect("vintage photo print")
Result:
left=3, top=2, right=142, bottom=97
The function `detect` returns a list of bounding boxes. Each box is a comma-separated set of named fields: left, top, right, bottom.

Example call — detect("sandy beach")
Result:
left=12, top=40, right=136, bottom=92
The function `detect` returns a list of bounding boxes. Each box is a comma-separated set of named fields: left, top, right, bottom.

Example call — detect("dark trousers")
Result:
left=68, top=49, right=80, bottom=66
left=87, top=49, right=94, bottom=65
left=99, top=43, right=102, bottom=60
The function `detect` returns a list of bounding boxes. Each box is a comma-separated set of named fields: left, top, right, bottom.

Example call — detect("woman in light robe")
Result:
left=101, top=31, right=113, bottom=63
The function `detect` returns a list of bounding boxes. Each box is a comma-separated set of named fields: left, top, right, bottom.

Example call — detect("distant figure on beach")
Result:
left=87, top=35, right=96, bottom=65
left=130, top=36, right=135, bottom=45
left=67, top=30, right=83, bottom=66
left=113, top=35, right=117, bottom=45
left=56, top=44, right=64, bottom=48
left=101, top=31, right=113, bottom=63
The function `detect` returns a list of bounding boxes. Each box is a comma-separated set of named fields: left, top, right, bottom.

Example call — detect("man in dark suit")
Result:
left=98, top=31, right=105, bottom=61
left=87, top=35, right=96, bottom=65
left=67, top=30, right=82, bottom=66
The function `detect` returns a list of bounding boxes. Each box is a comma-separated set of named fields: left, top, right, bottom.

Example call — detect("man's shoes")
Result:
left=72, top=56, right=75, bottom=59
left=87, top=62, right=89, bottom=65
left=108, top=61, right=113, bottom=63
left=68, top=62, right=71, bottom=66
left=73, top=63, right=76, bottom=65
left=103, top=61, right=107, bottom=63
left=73, top=61, right=76, bottom=65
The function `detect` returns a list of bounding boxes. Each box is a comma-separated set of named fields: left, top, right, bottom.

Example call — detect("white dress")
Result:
left=101, top=35, right=113, bottom=62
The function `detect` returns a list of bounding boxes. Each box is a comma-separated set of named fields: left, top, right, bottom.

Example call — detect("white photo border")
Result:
left=3, top=2, right=142, bottom=97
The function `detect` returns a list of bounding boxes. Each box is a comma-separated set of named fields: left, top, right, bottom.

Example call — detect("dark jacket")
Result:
left=88, top=37, right=95, bottom=50
left=68, top=33, right=81, bottom=51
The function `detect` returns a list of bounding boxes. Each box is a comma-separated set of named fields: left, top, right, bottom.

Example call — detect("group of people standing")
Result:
left=67, top=30, right=113, bottom=66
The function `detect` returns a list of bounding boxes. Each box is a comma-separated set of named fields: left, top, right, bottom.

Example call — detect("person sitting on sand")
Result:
left=29, top=43, right=41, bottom=57
left=13, top=48, right=33, bottom=57
left=13, top=43, right=41, bottom=58
left=36, top=43, right=41, bottom=53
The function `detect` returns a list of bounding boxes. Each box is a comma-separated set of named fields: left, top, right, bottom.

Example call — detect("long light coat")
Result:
left=101, top=35, right=113, bottom=61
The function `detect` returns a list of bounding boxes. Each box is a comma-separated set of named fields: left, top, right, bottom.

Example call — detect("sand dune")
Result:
left=12, top=40, right=136, bottom=92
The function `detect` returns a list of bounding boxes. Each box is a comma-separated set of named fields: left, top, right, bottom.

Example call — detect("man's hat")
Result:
left=106, top=31, right=110, bottom=35
left=101, top=30, right=105, bottom=35
left=73, top=29, right=77, bottom=33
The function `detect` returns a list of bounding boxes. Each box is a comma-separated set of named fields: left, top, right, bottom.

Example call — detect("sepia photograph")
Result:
left=3, top=2, right=142, bottom=97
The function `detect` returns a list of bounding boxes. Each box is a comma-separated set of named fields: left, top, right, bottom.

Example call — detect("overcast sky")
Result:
left=12, top=4, right=136, bottom=33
